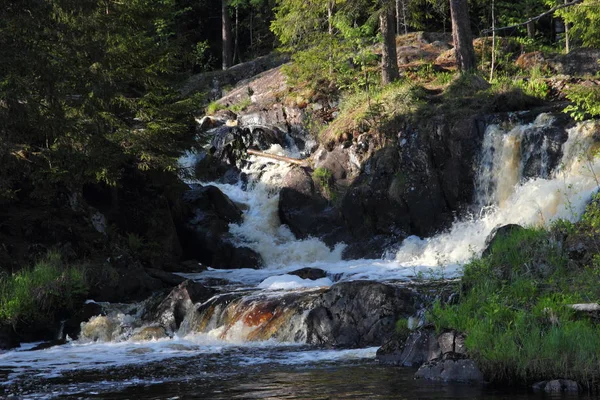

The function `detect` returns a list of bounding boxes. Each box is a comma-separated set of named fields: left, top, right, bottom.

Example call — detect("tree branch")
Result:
left=481, top=0, right=583, bottom=34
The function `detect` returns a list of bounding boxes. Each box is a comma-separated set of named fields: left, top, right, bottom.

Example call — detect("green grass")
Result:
left=0, top=251, right=88, bottom=326
left=429, top=204, right=600, bottom=388
left=206, top=101, right=225, bottom=115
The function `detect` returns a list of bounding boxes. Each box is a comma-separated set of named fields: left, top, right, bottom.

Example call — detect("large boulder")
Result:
left=183, top=281, right=421, bottom=348
left=306, top=281, right=419, bottom=347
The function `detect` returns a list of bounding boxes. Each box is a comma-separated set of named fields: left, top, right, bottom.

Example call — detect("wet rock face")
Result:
left=181, top=281, right=420, bottom=348
left=306, top=281, right=419, bottom=348
left=146, top=280, right=216, bottom=334
left=0, top=325, right=20, bottom=350
left=178, top=184, right=264, bottom=269
left=278, top=114, right=487, bottom=259
left=278, top=167, right=350, bottom=247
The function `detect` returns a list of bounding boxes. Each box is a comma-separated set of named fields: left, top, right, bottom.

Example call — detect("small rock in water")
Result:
left=288, top=268, right=327, bottom=280
left=129, top=347, right=155, bottom=355
left=130, top=326, right=168, bottom=341
left=415, top=354, right=484, bottom=383
left=532, top=379, right=580, bottom=393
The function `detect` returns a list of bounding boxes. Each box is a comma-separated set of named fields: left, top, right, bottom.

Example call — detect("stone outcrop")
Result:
left=145, top=280, right=216, bottom=334
left=182, top=281, right=420, bottom=348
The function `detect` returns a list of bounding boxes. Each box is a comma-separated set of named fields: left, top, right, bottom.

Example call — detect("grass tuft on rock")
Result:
left=0, top=251, right=88, bottom=326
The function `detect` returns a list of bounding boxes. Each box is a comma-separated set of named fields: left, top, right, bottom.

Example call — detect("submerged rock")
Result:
left=377, top=330, right=440, bottom=367
left=377, top=329, right=466, bottom=367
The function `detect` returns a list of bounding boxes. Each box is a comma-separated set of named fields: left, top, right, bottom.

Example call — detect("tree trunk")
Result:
left=564, top=0, right=570, bottom=53
left=526, top=21, right=535, bottom=38
left=380, top=5, right=399, bottom=85
left=449, top=0, right=476, bottom=73
left=233, top=6, right=240, bottom=65
left=222, top=0, right=233, bottom=70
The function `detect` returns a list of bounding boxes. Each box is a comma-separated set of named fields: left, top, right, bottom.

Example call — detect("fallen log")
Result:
left=247, top=149, right=306, bottom=166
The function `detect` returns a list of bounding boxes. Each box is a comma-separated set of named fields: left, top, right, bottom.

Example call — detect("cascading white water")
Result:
left=392, top=117, right=600, bottom=270
left=190, top=115, right=599, bottom=287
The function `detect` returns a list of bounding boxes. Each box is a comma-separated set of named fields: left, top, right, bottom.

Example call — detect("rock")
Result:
left=415, top=354, right=484, bottom=383
left=306, top=281, right=418, bottom=347
left=532, top=379, right=580, bottom=393
left=482, top=224, right=524, bottom=258
left=377, top=329, right=441, bottom=367
left=0, top=325, right=20, bottom=350
left=549, top=48, right=600, bottom=76
left=289, top=268, right=327, bottom=280
left=80, top=315, right=116, bottom=342
left=147, top=280, right=216, bottom=333
left=184, top=185, right=242, bottom=224
left=62, top=301, right=105, bottom=341
left=87, top=262, right=166, bottom=303
left=179, top=185, right=263, bottom=269
left=130, top=326, right=168, bottom=341
left=278, top=166, right=350, bottom=246
left=212, top=242, right=264, bottom=269
left=145, top=268, right=187, bottom=287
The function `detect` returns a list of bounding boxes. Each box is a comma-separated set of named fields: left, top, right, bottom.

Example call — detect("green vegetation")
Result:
left=430, top=197, right=600, bottom=388
left=313, top=167, right=336, bottom=200
left=0, top=251, right=88, bottom=326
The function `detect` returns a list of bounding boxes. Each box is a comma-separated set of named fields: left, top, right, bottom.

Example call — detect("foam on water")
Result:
left=186, top=117, right=600, bottom=288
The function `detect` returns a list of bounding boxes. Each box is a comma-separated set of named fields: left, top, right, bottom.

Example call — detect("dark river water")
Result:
left=0, top=342, right=592, bottom=399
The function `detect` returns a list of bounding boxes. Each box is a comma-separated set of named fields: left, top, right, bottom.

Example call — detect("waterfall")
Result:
left=393, top=117, right=600, bottom=269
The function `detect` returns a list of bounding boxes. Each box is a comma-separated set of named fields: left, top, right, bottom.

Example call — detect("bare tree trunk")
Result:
left=490, top=0, right=496, bottom=81
left=449, top=0, right=476, bottom=73
left=222, top=0, right=233, bottom=70
left=233, top=6, right=240, bottom=64
left=396, top=0, right=401, bottom=34
left=380, top=5, right=400, bottom=84
left=328, top=0, right=334, bottom=36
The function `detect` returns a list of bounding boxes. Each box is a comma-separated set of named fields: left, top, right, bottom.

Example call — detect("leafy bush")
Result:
left=0, top=251, right=88, bottom=326
left=564, top=84, right=600, bottom=121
